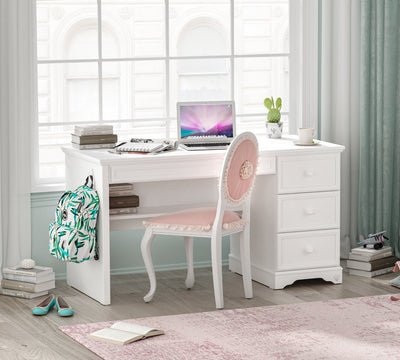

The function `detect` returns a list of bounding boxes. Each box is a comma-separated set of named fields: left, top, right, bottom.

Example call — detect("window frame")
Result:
left=32, top=0, right=318, bottom=192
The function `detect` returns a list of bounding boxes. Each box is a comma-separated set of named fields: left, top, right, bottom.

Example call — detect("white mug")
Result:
left=298, top=128, right=314, bottom=144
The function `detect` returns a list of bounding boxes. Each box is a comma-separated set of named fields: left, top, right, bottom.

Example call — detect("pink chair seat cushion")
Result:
left=143, top=207, right=246, bottom=232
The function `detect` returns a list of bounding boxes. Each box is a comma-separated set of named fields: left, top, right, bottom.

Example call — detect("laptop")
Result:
left=177, top=101, right=236, bottom=151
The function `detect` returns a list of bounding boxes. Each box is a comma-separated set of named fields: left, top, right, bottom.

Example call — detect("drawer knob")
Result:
left=304, top=170, right=314, bottom=177
left=305, top=245, right=314, bottom=254
left=304, top=208, right=315, bottom=215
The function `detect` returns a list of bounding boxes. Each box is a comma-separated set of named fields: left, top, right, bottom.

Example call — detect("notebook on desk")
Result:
left=177, top=101, right=236, bottom=151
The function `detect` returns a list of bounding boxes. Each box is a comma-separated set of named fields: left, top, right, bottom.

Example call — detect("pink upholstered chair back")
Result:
left=221, top=132, right=258, bottom=205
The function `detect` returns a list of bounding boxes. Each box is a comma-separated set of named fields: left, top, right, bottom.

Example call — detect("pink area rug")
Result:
left=60, top=295, right=400, bottom=360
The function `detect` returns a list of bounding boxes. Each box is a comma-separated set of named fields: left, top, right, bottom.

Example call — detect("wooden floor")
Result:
left=0, top=265, right=399, bottom=360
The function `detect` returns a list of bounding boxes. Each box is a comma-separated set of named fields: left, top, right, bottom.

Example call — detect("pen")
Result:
left=114, top=142, right=126, bottom=148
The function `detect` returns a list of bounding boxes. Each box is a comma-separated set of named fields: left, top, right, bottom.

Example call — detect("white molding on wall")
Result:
left=110, top=259, right=229, bottom=276
left=302, top=0, right=319, bottom=132
left=289, top=0, right=319, bottom=134
left=289, top=0, right=302, bottom=134
left=31, top=191, right=62, bottom=208
left=53, top=259, right=229, bottom=280
left=320, top=0, right=332, bottom=138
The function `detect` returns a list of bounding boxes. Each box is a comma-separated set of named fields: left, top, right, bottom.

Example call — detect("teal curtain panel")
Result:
left=359, top=0, right=400, bottom=255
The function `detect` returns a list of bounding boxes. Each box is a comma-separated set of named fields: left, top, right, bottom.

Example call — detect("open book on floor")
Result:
left=88, top=322, right=164, bottom=345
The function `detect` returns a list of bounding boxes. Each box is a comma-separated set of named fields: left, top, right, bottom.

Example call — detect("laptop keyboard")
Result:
left=184, top=142, right=231, bottom=148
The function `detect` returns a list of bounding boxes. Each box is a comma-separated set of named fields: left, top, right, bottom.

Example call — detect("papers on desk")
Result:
left=110, top=139, right=178, bottom=154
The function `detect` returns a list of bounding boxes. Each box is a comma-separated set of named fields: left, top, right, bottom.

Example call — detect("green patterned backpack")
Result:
left=49, top=175, right=99, bottom=263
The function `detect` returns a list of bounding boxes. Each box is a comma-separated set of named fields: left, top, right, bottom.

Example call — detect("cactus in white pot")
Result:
left=264, top=96, right=283, bottom=138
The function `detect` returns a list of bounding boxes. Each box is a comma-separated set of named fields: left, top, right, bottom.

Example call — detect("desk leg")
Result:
left=65, top=161, right=111, bottom=305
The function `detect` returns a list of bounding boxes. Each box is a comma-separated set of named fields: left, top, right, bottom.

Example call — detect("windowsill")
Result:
left=31, top=183, right=66, bottom=194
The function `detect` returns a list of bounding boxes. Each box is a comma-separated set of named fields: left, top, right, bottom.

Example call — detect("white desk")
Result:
left=63, top=136, right=344, bottom=305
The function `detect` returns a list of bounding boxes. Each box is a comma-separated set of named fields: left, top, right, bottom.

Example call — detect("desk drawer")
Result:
left=277, top=230, right=340, bottom=271
left=277, top=154, right=340, bottom=194
left=109, top=157, right=222, bottom=183
left=277, top=191, right=340, bottom=233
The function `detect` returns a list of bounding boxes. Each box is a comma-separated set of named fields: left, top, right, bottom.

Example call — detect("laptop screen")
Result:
left=177, top=101, right=235, bottom=142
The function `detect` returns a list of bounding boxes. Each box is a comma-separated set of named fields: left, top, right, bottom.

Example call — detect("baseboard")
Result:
left=55, top=272, right=67, bottom=280
left=54, top=259, right=229, bottom=280
left=110, top=259, right=229, bottom=276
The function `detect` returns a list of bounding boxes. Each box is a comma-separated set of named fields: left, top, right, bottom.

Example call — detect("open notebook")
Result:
left=177, top=101, right=236, bottom=150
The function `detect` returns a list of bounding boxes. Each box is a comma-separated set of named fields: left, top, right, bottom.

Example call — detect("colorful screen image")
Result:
left=179, top=103, right=234, bottom=139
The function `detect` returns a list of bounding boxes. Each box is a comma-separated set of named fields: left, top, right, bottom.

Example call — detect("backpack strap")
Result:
left=58, top=191, right=71, bottom=203
left=84, top=175, right=94, bottom=189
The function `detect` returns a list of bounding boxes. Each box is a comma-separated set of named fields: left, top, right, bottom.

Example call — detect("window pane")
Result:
left=38, top=63, right=99, bottom=124
left=113, top=120, right=168, bottom=141
left=102, top=60, right=166, bottom=121
left=234, top=0, right=289, bottom=55
left=102, top=0, right=165, bottom=58
left=38, top=125, right=73, bottom=179
left=236, top=114, right=288, bottom=137
left=169, top=0, right=230, bottom=57
left=169, top=58, right=231, bottom=117
left=68, top=80, right=99, bottom=122
left=37, top=0, right=98, bottom=61
left=234, top=57, right=289, bottom=115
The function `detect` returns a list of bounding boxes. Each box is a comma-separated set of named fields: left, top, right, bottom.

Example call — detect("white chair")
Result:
left=140, top=132, right=259, bottom=309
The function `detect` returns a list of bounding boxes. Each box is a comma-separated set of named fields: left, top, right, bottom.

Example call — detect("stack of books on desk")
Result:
left=346, top=246, right=397, bottom=278
left=71, top=125, right=117, bottom=150
left=1, top=265, right=55, bottom=299
left=109, top=183, right=140, bottom=215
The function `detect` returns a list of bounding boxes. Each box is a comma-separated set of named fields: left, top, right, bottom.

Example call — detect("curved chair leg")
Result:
left=240, top=227, right=253, bottom=299
left=211, top=232, right=224, bottom=309
left=184, top=236, right=195, bottom=289
left=141, top=228, right=156, bottom=302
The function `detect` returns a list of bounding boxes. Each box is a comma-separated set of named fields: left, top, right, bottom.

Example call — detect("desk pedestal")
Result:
left=229, top=152, right=343, bottom=289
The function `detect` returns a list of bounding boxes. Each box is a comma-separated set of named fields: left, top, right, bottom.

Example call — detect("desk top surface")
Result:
left=63, top=135, right=345, bottom=166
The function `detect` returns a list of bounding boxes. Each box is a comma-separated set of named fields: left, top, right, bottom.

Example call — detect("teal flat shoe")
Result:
left=32, top=294, right=56, bottom=316
left=55, top=296, right=74, bottom=317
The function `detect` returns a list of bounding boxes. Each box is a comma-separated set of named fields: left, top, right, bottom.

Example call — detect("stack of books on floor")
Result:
left=109, top=183, right=140, bottom=215
left=346, top=246, right=397, bottom=278
left=71, top=125, right=117, bottom=150
left=1, top=265, right=55, bottom=299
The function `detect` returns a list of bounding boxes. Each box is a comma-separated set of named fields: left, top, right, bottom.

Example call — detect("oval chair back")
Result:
left=213, top=132, right=259, bottom=231
left=221, top=131, right=258, bottom=205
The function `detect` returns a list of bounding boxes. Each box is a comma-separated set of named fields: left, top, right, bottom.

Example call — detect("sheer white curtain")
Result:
left=0, top=1, right=36, bottom=270
left=320, top=0, right=361, bottom=258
